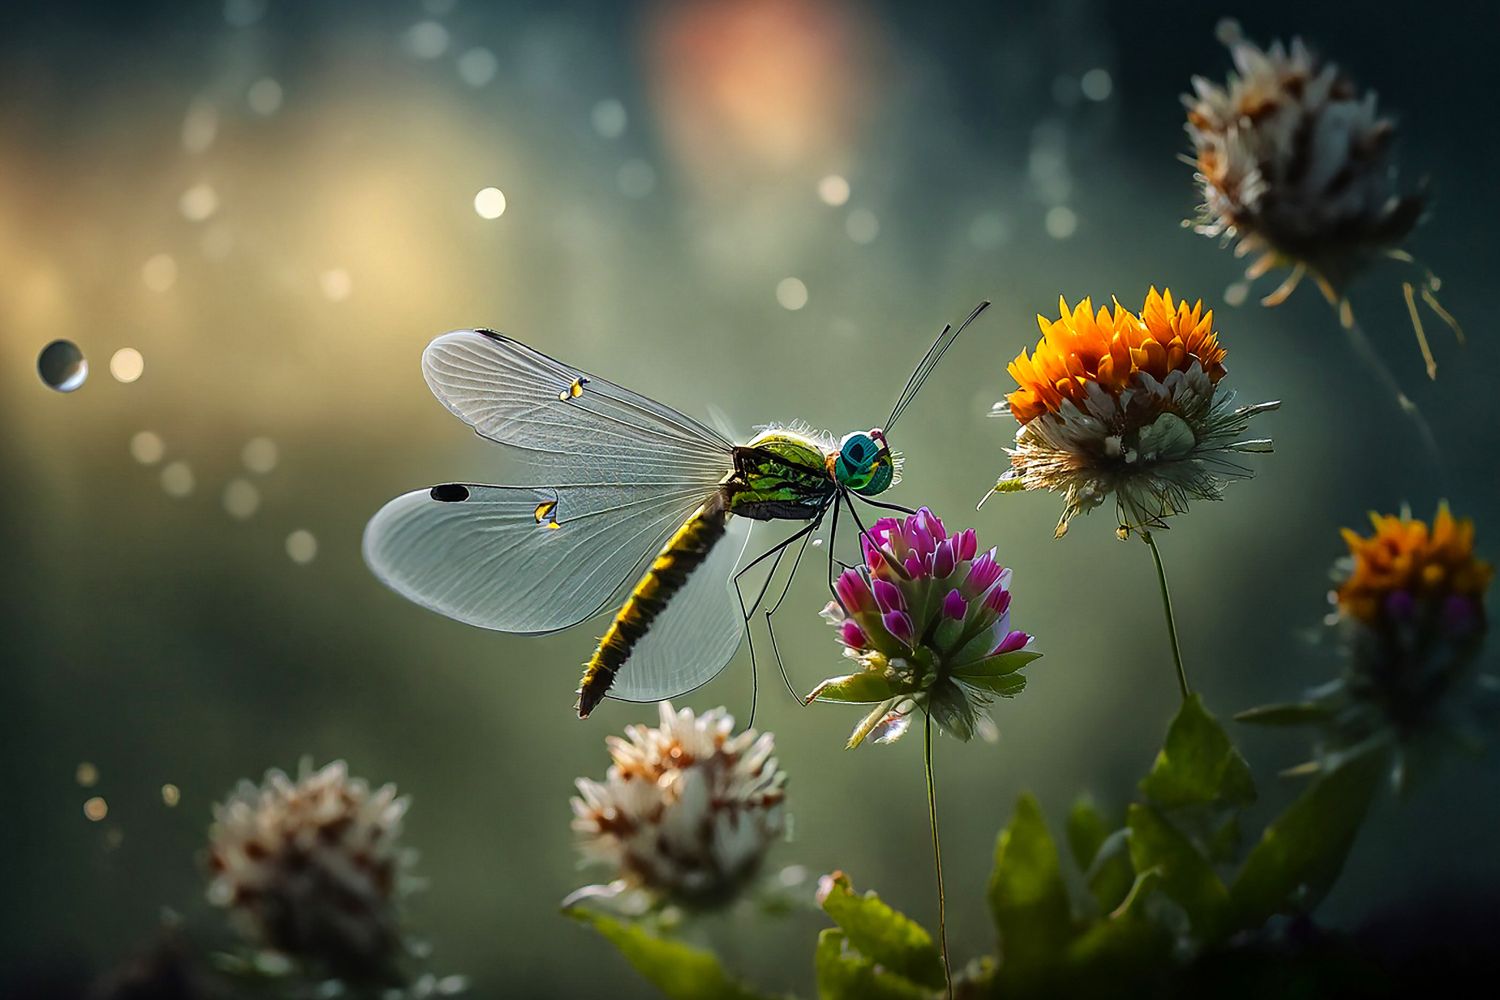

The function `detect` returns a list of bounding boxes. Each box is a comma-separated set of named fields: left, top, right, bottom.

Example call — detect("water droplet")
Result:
left=817, top=174, right=850, bottom=207
left=161, top=784, right=181, bottom=807
left=142, top=254, right=177, bottom=293
left=457, top=47, right=498, bottom=87
left=474, top=187, right=507, bottom=219
left=405, top=20, right=450, bottom=59
left=161, top=461, right=195, bottom=498
left=617, top=160, right=656, bottom=198
left=286, top=530, right=318, bottom=564
left=1045, top=205, right=1078, bottom=239
left=969, top=211, right=1010, bottom=250
left=130, top=431, right=165, bottom=465
left=37, top=339, right=87, bottom=392
left=110, top=348, right=144, bottom=383
left=1081, top=68, right=1113, bottom=102
left=776, top=277, right=808, bottom=311
left=76, top=762, right=99, bottom=787
left=319, top=268, right=352, bottom=302
left=242, top=437, right=278, bottom=474
left=223, top=479, right=261, bottom=520
left=181, top=101, right=218, bottom=153
left=591, top=98, right=627, bottom=138
left=83, top=796, right=108, bottom=821
left=845, top=208, right=879, bottom=244
left=179, top=183, right=219, bottom=222
left=247, top=77, right=283, bottom=116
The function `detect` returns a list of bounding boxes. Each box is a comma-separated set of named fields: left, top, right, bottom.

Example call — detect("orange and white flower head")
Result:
left=206, top=760, right=417, bottom=983
left=569, top=702, right=786, bottom=909
left=989, top=289, right=1277, bottom=538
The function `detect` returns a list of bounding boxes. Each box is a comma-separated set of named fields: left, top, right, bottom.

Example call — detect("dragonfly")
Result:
left=363, top=302, right=989, bottom=718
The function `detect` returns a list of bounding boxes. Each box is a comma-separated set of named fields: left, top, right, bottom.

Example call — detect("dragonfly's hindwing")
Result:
left=577, top=493, right=732, bottom=717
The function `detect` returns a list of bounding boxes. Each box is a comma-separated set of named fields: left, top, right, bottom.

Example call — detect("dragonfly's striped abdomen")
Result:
left=577, top=493, right=731, bottom=717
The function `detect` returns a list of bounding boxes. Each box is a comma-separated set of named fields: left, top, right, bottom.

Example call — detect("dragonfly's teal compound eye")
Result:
left=836, top=431, right=894, bottom=496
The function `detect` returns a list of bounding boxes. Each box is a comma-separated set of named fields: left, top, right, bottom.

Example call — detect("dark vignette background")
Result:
left=2, top=1, right=1497, bottom=995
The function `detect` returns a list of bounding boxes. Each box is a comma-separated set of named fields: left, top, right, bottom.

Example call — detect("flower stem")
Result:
left=1142, top=530, right=1191, bottom=703
left=923, top=710, right=953, bottom=999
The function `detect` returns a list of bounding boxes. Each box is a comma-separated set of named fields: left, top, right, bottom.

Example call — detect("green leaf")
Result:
left=566, top=908, right=773, bottom=1000
left=1229, top=749, right=1384, bottom=930
left=1126, top=803, right=1230, bottom=941
left=1139, top=694, right=1256, bottom=809
left=817, top=873, right=945, bottom=989
left=1235, top=702, right=1336, bottom=726
left=987, top=794, right=1075, bottom=981
left=951, top=649, right=1042, bottom=678
left=955, top=673, right=1027, bottom=697
left=1067, top=796, right=1133, bottom=913
left=1066, top=795, right=1111, bottom=870
left=807, top=671, right=901, bottom=705
left=813, top=929, right=934, bottom=1000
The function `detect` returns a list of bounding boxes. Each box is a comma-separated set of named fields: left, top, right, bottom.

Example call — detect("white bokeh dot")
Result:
left=776, top=277, right=809, bottom=311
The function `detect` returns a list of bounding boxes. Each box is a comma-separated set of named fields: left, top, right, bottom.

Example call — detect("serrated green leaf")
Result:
left=1229, top=749, right=1384, bottom=930
left=1234, top=702, right=1336, bottom=726
left=1139, top=694, right=1256, bottom=809
left=987, top=794, right=1075, bottom=981
left=808, top=671, right=901, bottom=705
left=813, top=928, right=934, bottom=1000
left=817, top=873, right=945, bottom=989
left=1126, top=803, right=1230, bottom=941
left=567, top=908, right=773, bottom=1000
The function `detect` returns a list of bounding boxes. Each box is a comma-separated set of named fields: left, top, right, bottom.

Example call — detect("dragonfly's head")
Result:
left=833, top=427, right=900, bottom=496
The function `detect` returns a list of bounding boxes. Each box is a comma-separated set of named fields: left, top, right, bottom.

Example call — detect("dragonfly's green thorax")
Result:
left=727, top=429, right=837, bottom=521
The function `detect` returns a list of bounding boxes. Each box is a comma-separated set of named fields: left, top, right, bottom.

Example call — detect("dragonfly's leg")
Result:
left=824, top=496, right=844, bottom=609
left=762, top=525, right=817, bottom=704
left=853, top=493, right=918, bottom=516
left=732, top=519, right=820, bottom=725
left=842, top=490, right=910, bottom=579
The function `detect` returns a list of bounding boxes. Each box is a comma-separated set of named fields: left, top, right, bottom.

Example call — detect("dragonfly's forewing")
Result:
left=422, top=330, right=735, bottom=481
left=364, top=483, right=712, bottom=634
left=607, top=512, right=753, bottom=703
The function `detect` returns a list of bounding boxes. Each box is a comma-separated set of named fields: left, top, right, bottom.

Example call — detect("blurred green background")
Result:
left=3, top=0, right=1498, bottom=995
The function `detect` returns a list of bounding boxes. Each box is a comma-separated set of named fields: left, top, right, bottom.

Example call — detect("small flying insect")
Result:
left=364, top=303, right=989, bottom=717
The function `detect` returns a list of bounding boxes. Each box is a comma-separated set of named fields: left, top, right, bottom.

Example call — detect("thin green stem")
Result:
left=924, top=710, right=953, bottom=999
left=1142, top=530, right=1191, bottom=703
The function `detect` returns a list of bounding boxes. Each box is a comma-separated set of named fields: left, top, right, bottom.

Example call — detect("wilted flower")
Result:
left=1241, top=504, right=1495, bottom=785
left=808, top=507, right=1039, bottom=746
left=1185, top=19, right=1461, bottom=376
left=984, top=289, right=1277, bottom=539
left=205, top=759, right=416, bottom=984
left=568, top=702, right=786, bottom=909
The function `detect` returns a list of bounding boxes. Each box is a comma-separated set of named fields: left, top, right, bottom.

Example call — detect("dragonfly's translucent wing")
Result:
left=363, top=482, right=712, bottom=634
left=608, top=513, right=754, bottom=703
left=422, top=330, right=735, bottom=480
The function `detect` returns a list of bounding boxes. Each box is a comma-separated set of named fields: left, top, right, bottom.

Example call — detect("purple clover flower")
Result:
left=809, top=507, right=1041, bottom=746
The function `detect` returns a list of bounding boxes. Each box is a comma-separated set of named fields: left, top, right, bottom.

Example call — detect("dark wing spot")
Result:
left=430, top=484, right=471, bottom=502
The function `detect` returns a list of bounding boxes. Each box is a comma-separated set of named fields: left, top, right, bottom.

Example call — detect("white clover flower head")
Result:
left=205, top=759, right=416, bottom=983
left=989, top=289, right=1278, bottom=539
left=1185, top=19, right=1422, bottom=296
left=569, top=702, right=787, bottom=908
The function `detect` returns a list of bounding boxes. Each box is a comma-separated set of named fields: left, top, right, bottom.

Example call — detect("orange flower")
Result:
left=1337, top=504, right=1493, bottom=624
left=1006, top=289, right=1227, bottom=425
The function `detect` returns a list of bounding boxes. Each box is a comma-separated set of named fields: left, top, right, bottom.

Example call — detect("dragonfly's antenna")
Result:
left=887, top=300, right=991, bottom=431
